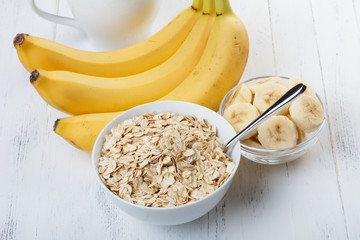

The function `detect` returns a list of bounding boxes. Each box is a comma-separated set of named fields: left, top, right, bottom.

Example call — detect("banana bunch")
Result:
left=13, top=0, right=249, bottom=152
left=222, top=77, right=325, bottom=150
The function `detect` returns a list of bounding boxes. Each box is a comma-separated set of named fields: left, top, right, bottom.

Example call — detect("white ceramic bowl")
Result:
left=92, top=101, right=241, bottom=225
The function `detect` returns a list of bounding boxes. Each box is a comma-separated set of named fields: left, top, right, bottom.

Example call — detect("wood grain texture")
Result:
left=1, top=0, right=359, bottom=239
left=310, top=0, right=360, bottom=239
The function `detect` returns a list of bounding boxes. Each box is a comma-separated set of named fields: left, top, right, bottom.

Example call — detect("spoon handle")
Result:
left=223, top=83, right=307, bottom=153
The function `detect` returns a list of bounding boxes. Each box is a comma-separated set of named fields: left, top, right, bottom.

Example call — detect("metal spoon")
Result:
left=223, top=83, right=307, bottom=153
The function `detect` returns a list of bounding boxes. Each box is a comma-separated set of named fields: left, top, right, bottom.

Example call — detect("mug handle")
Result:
left=28, top=0, right=80, bottom=30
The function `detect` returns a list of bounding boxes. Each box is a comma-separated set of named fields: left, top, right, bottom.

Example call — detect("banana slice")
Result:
left=286, top=77, right=316, bottom=97
left=223, top=102, right=260, bottom=139
left=226, top=84, right=252, bottom=106
left=241, top=138, right=264, bottom=149
left=287, top=114, right=306, bottom=144
left=289, top=95, right=325, bottom=133
left=257, top=116, right=298, bottom=150
left=297, top=127, right=306, bottom=144
left=253, top=82, right=289, bottom=115
left=247, top=77, right=283, bottom=94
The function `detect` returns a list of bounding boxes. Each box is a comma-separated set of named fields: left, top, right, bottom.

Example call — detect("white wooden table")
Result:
left=1, top=0, right=360, bottom=239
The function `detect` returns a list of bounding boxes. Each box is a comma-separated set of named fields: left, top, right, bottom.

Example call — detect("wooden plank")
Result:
left=310, top=0, right=360, bottom=239
left=353, top=0, right=360, bottom=32
left=269, top=0, right=348, bottom=239
left=0, top=0, right=60, bottom=239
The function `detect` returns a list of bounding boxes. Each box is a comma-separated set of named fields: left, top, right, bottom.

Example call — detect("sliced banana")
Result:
left=226, top=84, right=252, bottom=106
left=223, top=102, right=260, bottom=139
left=257, top=116, right=298, bottom=150
left=297, top=127, right=306, bottom=144
left=253, top=82, right=289, bottom=115
left=247, top=77, right=283, bottom=94
left=287, top=114, right=306, bottom=144
left=241, top=138, right=264, bottom=149
left=289, top=95, right=324, bottom=133
left=287, top=77, right=316, bottom=97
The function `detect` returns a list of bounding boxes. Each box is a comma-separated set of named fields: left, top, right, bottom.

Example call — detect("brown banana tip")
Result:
left=191, top=5, right=198, bottom=11
left=53, top=119, right=60, bottom=132
left=30, top=70, right=39, bottom=84
left=13, top=33, right=28, bottom=47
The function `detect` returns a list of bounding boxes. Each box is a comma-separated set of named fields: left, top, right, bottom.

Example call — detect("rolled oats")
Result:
left=98, top=112, right=235, bottom=208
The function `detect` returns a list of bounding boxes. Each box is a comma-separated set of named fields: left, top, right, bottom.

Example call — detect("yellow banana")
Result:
left=13, top=0, right=203, bottom=77
left=30, top=1, right=216, bottom=115
left=54, top=0, right=249, bottom=152
left=54, top=112, right=121, bottom=152
left=159, top=0, right=249, bottom=111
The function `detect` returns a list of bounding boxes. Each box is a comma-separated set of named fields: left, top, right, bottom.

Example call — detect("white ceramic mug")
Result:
left=29, top=0, right=161, bottom=50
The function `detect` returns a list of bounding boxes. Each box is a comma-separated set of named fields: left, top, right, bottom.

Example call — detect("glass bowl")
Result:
left=218, top=76, right=326, bottom=165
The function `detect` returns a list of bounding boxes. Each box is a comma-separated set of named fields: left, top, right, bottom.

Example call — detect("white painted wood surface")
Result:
left=1, top=0, right=359, bottom=239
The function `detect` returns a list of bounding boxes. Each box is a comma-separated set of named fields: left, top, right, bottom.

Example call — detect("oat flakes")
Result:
left=98, top=112, right=235, bottom=208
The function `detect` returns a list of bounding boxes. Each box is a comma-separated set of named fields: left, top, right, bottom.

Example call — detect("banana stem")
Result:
left=215, top=0, right=233, bottom=15
left=192, top=0, right=203, bottom=10
left=203, top=0, right=215, bottom=14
